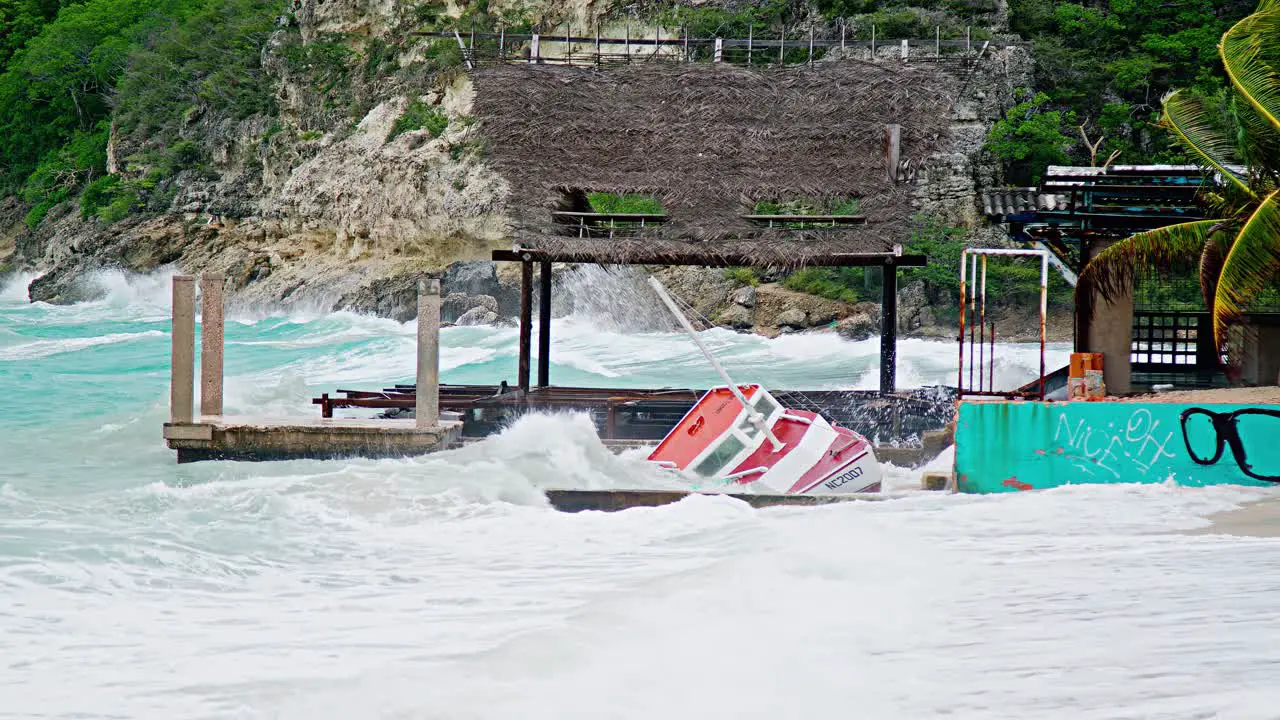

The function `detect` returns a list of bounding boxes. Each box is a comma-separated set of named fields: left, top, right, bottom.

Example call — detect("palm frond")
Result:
left=1212, top=190, right=1280, bottom=351
left=1161, top=89, right=1254, bottom=196
left=1199, top=229, right=1233, bottom=308
left=1231, top=92, right=1280, bottom=178
left=1076, top=220, right=1225, bottom=315
left=1220, top=4, right=1280, bottom=134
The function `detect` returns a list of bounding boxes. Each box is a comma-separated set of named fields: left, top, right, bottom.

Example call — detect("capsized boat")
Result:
left=643, top=277, right=882, bottom=495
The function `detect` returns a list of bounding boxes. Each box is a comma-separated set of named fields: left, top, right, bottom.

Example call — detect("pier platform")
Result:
left=163, top=416, right=463, bottom=464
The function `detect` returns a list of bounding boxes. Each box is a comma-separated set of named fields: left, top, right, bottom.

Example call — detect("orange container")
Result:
left=1069, top=352, right=1105, bottom=378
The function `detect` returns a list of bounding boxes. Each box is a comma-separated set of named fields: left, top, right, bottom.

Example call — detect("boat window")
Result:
left=752, top=392, right=777, bottom=419
left=693, top=434, right=746, bottom=477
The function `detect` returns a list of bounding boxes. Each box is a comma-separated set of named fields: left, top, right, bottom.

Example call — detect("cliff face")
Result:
left=15, top=0, right=511, bottom=316
left=8, top=0, right=1029, bottom=329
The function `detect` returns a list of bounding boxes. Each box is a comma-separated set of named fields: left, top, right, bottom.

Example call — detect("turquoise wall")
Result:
left=954, top=401, right=1280, bottom=493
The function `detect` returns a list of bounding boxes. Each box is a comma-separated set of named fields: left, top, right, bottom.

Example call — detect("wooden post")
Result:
left=683, top=26, right=689, bottom=61
left=966, top=25, right=971, bottom=53
left=885, top=124, right=901, bottom=182
left=714, top=37, right=723, bottom=62
left=808, top=25, right=814, bottom=63
left=499, top=25, right=505, bottom=58
left=901, top=38, right=909, bottom=61
left=778, top=27, right=784, bottom=65
left=565, top=22, right=571, bottom=63
left=170, top=275, right=195, bottom=424
left=880, top=262, right=898, bottom=394
left=747, top=24, right=753, bottom=64
left=416, top=278, right=441, bottom=428
left=840, top=19, right=845, bottom=53
left=935, top=25, right=940, bottom=58
left=199, top=273, right=224, bottom=418
left=518, top=259, right=533, bottom=392
left=625, top=24, right=630, bottom=61
left=537, top=260, right=552, bottom=387
left=530, top=33, right=540, bottom=64
left=871, top=24, right=876, bottom=59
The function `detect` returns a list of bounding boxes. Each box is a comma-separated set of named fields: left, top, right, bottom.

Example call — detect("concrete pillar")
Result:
left=1087, top=289, right=1133, bottom=395
left=170, top=275, right=196, bottom=424
left=714, top=38, right=723, bottom=62
left=199, top=273, right=224, bottom=418
left=416, top=278, right=441, bottom=429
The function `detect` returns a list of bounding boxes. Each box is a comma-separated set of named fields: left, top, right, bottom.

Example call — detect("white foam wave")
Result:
left=0, top=330, right=166, bottom=361
left=0, top=272, right=37, bottom=303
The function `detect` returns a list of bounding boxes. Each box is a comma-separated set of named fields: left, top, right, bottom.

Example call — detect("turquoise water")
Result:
left=8, top=270, right=1277, bottom=719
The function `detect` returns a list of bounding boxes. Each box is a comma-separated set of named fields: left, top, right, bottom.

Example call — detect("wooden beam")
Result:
left=518, top=260, right=533, bottom=392
left=492, top=249, right=926, bottom=269
left=537, top=259, right=552, bottom=387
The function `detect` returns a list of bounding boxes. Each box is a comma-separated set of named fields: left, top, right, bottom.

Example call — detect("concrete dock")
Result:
left=164, top=274, right=461, bottom=463
left=163, top=416, right=462, bottom=463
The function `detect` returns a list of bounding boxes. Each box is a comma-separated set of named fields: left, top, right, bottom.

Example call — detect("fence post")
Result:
left=840, top=18, right=845, bottom=53
left=901, top=38, right=909, bottom=61
left=808, top=25, right=814, bottom=63
left=499, top=25, right=505, bottom=59
left=199, top=273, right=224, bottom=418
left=714, top=37, right=723, bottom=62
left=885, top=123, right=901, bottom=182
left=416, top=278, right=441, bottom=428
left=966, top=25, right=971, bottom=53
left=871, top=25, right=876, bottom=60
left=170, top=275, right=195, bottom=424
left=530, top=33, right=540, bottom=64
left=747, top=24, right=753, bottom=64
left=683, top=26, right=689, bottom=61
left=778, top=27, right=784, bottom=65
left=935, top=25, right=940, bottom=58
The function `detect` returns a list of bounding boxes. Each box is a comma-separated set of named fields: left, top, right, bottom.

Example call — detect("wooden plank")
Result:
left=492, top=249, right=928, bottom=268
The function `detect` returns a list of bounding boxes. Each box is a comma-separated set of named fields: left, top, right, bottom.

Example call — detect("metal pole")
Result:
left=566, top=22, right=571, bottom=63
left=808, top=25, right=814, bottom=63
left=747, top=24, right=753, bottom=64
left=935, top=25, right=940, bottom=58
left=683, top=25, right=689, bottom=62
left=170, top=275, right=195, bottom=424
left=779, top=27, right=784, bottom=65
left=957, top=250, right=966, bottom=397
left=518, top=259, right=533, bottom=392
left=966, top=25, right=971, bottom=54
left=199, top=273, right=224, bottom=417
left=499, top=25, right=505, bottom=59
left=969, top=253, right=977, bottom=390
left=416, top=278, right=441, bottom=428
left=625, top=23, right=630, bottom=61
left=647, top=276, right=783, bottom=451
left=537, top=260, right=552, bottom=387
left=871, top=24, right=876, bottom=59
left=880, top=263, right=898, bottom=394
left=840, top=18, right=845, bottom=53
left=978, top=257, right=986, bottom=393
left=989, top=322, right=996, bottom=392
left=1040, top=253, right=1049, bottom=400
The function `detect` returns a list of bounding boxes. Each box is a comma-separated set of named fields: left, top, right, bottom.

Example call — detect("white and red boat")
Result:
left=643, top=278, right=882, bottom=496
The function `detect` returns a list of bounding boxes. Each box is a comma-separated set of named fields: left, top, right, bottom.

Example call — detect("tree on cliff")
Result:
left=1077, top=0, right=1280, bottom=365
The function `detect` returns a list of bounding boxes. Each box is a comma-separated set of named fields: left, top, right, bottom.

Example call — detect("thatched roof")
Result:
left=470, top=60, right=957, bottom=267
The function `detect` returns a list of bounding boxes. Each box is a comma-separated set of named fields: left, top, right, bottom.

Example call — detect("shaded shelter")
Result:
left=470, top=59, right=958, bottom=392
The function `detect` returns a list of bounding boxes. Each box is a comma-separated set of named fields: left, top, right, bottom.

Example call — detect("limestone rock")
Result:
left=716, top=304, right=753, bottom=329
left=836, top=309, right=880, bottom=341
left=731, top=285, right=756, bottom=308
left=776, top=308, right=808, bottom=329
left=456, top=306, right=499, bottom=326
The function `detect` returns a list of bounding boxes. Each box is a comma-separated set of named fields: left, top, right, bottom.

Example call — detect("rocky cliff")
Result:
left=4, top=0, right=1032, bottom=336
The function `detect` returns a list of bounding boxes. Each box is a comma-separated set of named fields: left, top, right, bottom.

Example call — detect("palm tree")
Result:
left=1076, top=0, right=1280, bottom=366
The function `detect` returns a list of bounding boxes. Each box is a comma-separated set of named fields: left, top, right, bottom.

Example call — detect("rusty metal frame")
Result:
left=957, top=247, right=1050, bottom=401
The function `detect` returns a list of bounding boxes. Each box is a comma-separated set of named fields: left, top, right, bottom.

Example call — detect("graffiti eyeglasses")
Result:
left=1179, top=407, right=1280, bottom=483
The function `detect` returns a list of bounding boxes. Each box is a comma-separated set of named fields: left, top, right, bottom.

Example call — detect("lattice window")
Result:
left=1131, top=312, right=1202, bottom=369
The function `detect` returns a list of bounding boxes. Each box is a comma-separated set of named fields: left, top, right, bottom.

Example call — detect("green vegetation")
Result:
left=753, top=197, right=860, bottom=215
left=723, top=267, right=761, bottom=286
left=0, top=0, right=283, bottom=225
left=389, top=100, right=450, bottom=140
left=585, top=192, right=666, bottom=215
left=1077, top=0, right=1280, bottom=359
left=990, top=0, right=1259, bottom=184
left=780, top=214, right=1075, bottom=310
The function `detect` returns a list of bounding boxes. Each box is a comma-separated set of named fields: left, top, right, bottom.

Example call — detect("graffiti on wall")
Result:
left=954, top=402, right=1280, bottom=493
